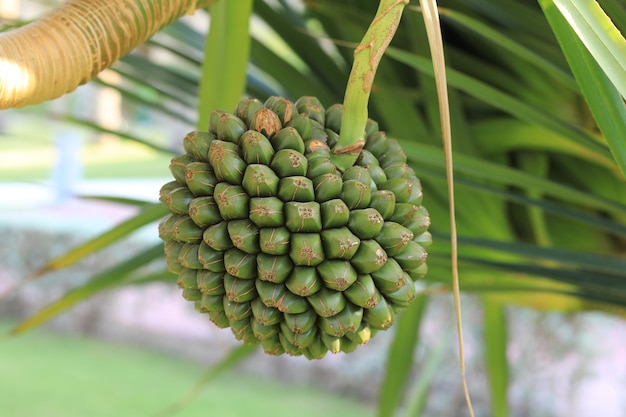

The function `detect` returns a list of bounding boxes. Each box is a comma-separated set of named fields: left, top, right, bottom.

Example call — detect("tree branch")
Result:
left=0, top=0, right=215, bottom=109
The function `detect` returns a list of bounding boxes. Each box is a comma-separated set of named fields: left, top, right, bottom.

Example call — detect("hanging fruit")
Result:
left=158, top=95, right=431, bottom=359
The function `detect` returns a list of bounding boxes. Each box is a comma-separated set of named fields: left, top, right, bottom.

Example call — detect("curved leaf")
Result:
left=456, top=236, right=626, bottom=276
left=539, top=0, right=626, bottom=178
left=154, top=344, right=258, bottom=417
left=404, top=330, right=451, bottom=417
left=401, top=140, right=626, bottom=217
left=7, top=244, right=166, bottom=336
left=31, top=203, right=168, bottom=277
left=385, top=47, right=612, bottom=160
left=58, top=116, right=176, bottom=154
left=550, top=0, right=626, bottom=98
left=377, top=296, right=427, bottom=417
left=439, top=8, right=577, bottom=90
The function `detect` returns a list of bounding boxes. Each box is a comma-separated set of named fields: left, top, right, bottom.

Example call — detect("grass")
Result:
left=0, top=111, right=174, bottom=181
left=0, top=147, right=173, bottom=181
left=0, top=323, right=374, bottom=417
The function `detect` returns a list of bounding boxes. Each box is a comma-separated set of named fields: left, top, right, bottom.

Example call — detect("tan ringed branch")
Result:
left=0, top=0, right=215, bottom=109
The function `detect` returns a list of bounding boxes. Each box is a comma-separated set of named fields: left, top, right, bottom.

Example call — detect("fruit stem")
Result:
left=331, top=0, right=409, bottom=172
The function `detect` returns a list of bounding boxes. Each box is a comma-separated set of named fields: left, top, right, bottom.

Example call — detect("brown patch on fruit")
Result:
left=308, top=140, right=328, bottom=152
left=252, top=108, right=281, bottom=137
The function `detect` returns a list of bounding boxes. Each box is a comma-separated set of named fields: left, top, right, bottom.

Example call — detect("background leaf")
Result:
left=7, top=244, right=167, bottom=337
left=539, top=0, right=626, bottom=178
left=377, top=296, right=427, bottom=417
left=198, top=0, right=254, bottom=129
left=483, top=301, right=509, bottom=417
left=550, top=0, right=626, bottom=98
left=31, top=203, right=168, bottom=277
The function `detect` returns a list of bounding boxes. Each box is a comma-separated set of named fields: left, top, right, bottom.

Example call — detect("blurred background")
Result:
left=1, top=1, right=626, bottom=416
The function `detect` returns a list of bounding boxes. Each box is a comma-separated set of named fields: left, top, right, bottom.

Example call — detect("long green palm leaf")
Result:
left=7, top=244, right=167, bottom=337
left=539, top=0, right=626, bottom=178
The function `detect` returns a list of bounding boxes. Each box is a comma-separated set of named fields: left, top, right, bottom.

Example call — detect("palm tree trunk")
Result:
left=0, top=0, right=214, bottom=109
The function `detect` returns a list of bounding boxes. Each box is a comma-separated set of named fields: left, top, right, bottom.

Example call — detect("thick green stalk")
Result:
left=197, top=0, right=253, bottom=130
left=332, top=0, right=409, bottom=172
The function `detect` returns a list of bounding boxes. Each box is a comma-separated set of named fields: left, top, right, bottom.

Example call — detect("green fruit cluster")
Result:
left=159, top=96, right=431, bottom=359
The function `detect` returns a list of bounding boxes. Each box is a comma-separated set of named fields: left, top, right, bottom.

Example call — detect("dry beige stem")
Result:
left=0, top=0, right=214, bottom=109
